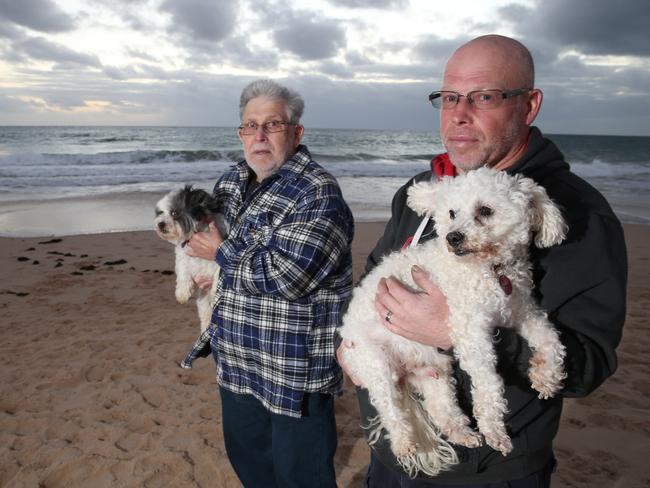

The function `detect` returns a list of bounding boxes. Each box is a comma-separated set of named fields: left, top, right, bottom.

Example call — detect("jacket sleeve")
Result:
left=543, top=212, right=627, bottom=397
left=498, top=211, right=628, bottom=397
left=215, top=189, right=353, bottom=301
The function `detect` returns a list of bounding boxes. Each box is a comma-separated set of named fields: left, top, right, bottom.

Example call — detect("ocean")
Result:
left=0, top=126, right=649, bottom=237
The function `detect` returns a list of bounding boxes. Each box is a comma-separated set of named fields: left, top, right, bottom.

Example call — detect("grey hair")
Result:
left=239, top=79, right=305, bottom=124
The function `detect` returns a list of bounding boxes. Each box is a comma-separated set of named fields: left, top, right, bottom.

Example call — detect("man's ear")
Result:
left=294, top=124, right=304, bottom=148
left=525, top=89, right=543, bottom=126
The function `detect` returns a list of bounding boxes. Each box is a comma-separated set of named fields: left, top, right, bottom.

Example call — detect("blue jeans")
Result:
left=365, top=451, right=555, bottom=488
left=219, top=386, right=338, bottom=488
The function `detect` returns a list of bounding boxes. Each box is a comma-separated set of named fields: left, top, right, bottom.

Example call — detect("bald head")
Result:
left=446, top=35, right=535, bottom=88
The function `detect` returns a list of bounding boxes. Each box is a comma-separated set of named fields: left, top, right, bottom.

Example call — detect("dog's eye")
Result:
left=155, top=209, right=162, bottom=216
left=170, top=210, right=179, bottom=219
left=449, top=210, right=455, bottom=220
left=478, top=206, right=493, bottom=217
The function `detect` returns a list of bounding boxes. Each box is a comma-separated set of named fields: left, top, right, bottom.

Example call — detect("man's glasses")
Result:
left=238, top=120, right=295, bottom=136
left=428, top=88, right=532, bottom=110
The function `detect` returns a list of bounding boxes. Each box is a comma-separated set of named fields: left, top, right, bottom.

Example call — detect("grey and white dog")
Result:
left=154, top=185, right=226, bottom=367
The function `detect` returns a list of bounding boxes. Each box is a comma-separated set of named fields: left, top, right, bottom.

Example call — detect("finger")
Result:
left=377, top=277, right=389, bottom=294
left=411, top=265, right=438, bottom=295
left=381, top=277, right=412, bottom=311
left=384, top=275, right=433, bottom=308
left=374, top=292, right=401, bottom=323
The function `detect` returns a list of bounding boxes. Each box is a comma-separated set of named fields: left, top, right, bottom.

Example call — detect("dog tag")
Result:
left=498, top=275, right=512, bottom=295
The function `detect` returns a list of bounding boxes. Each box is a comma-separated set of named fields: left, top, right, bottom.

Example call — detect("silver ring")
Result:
left=385, top=310, right=393, bottom=323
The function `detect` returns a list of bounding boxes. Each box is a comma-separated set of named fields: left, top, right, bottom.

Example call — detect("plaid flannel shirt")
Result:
left=210, top=144, right=354, bottom=417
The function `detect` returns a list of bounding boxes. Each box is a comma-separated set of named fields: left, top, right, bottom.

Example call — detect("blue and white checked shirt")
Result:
left=210, top=145, right=354, bottom=417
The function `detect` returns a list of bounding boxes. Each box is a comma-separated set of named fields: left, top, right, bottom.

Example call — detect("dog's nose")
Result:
left=446, top=231, right=465, bottom=248
left=157, top=222, right=167, bottom=232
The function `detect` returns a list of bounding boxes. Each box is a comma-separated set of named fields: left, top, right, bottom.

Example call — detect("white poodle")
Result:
left=339, top=167, right=568, bottom=476
left=154, top=185, right=224, bottom=334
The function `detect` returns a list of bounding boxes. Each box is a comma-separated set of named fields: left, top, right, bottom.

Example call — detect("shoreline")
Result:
left=1, top=223, right=648, bottom=487
left=1, top=186, right=649, bottom=238
left=0, top=193, right=396, bottom=238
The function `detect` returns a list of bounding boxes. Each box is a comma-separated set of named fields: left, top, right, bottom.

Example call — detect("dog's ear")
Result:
left=407, top=179, right=442, bottom=216
left=188, top=189, right=220, bottom=221
left=514, top=176, right=568, bottom=248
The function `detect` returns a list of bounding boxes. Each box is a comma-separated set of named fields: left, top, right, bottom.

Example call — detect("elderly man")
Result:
left=338, top=35, right=627, bottom=487
left=188, top=79, right=353, bottom=488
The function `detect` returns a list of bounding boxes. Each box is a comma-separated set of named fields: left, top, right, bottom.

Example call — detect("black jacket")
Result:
left=356, top=127, right=627, bottom=483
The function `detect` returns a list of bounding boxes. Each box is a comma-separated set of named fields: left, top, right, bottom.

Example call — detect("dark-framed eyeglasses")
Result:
left=238, top=120, right=295, bottom=135
left=428, top=88, right=532, bottom=110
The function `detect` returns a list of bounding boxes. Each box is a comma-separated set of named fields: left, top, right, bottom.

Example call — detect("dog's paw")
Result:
left=389, top=429, right=418, bottom=459
left=175, top=288, right=192, bottom=304
left=483, top=431, right=513, bottom=456
left=529, top=353, right=565, bottom=399
left=393, top=440, right=418, bottom=459
left=446, top=427, right=483, bottom=448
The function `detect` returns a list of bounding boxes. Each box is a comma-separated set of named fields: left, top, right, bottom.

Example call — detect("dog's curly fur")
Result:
left=154, top=185, right=224, bottom=332
left=339, top=167, right=568, bottom=477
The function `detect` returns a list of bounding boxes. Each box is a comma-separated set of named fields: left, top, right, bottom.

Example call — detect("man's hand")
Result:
left=193, top=275, right=214, bottom=291
left=374, top=265, right=452, bottom=350
left=186, top=222, right=223, bottom=261
left=335, top=340, right=363, bottom=387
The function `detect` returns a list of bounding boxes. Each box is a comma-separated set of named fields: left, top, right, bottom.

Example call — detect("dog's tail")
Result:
left=396, top=391, right=459, bottom=478
left=363, top=389, right=459, bottom=478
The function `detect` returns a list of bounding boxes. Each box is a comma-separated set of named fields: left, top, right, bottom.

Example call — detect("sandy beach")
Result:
left=1, top=222, right=647, bottom=487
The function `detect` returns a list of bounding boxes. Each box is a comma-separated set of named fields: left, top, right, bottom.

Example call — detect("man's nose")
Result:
left=449, top=96, right=473, bottom=124
left=254, top=126, right=268, bottom=141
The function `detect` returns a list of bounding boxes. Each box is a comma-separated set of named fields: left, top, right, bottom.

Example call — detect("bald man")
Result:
left=337, top=35, right=626, bottom=487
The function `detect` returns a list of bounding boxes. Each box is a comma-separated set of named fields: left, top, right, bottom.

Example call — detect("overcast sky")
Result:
left=1, top=0, right=649, bottom=135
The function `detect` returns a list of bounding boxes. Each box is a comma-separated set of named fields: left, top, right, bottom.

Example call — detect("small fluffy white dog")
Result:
left=154, top=185, right=224, bottom=333
left=339, top=167, right=568, bottom=476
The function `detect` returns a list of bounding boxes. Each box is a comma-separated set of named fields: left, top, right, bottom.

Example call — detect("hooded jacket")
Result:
left=356, top=127, right=627, bottom=483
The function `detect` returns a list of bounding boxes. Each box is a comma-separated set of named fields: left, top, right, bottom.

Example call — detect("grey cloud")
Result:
left=0, top=19, right=24, bottom=39
left=345, top=50, right=368, bottom=66
left=103, top=65, right=140, bottom=80
left=273, top=14, right=346, bottom=60
left=218, top=36, right=280, bottom=70
left=502, top=0, right=650, bottom=57
left=413, top=35, right=468, bottom=65
left=326, top=0, right=408, bottom=8
left=13, top=36, right=100, bottom=67
left=160, top=0, right=236, bottom=43
left=0, top=94, right=33, bottom=112
left=288, top=75, right=434, bottom=129
left=3, top=63, right=649, bottom=135
left=0, top=0, right=75, bottom=32
left=319, top=61, right=355, bottom=79
left=125, top=48, right=159, bottom=63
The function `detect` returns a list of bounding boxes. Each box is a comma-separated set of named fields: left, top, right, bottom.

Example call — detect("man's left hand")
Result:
left=374, top=265, right=453, bottom=350
left=186, top=222, right=223, bottom=261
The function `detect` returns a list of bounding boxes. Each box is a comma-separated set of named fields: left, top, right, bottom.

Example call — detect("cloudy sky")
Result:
left=1, top=0, right=649, bottom=135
